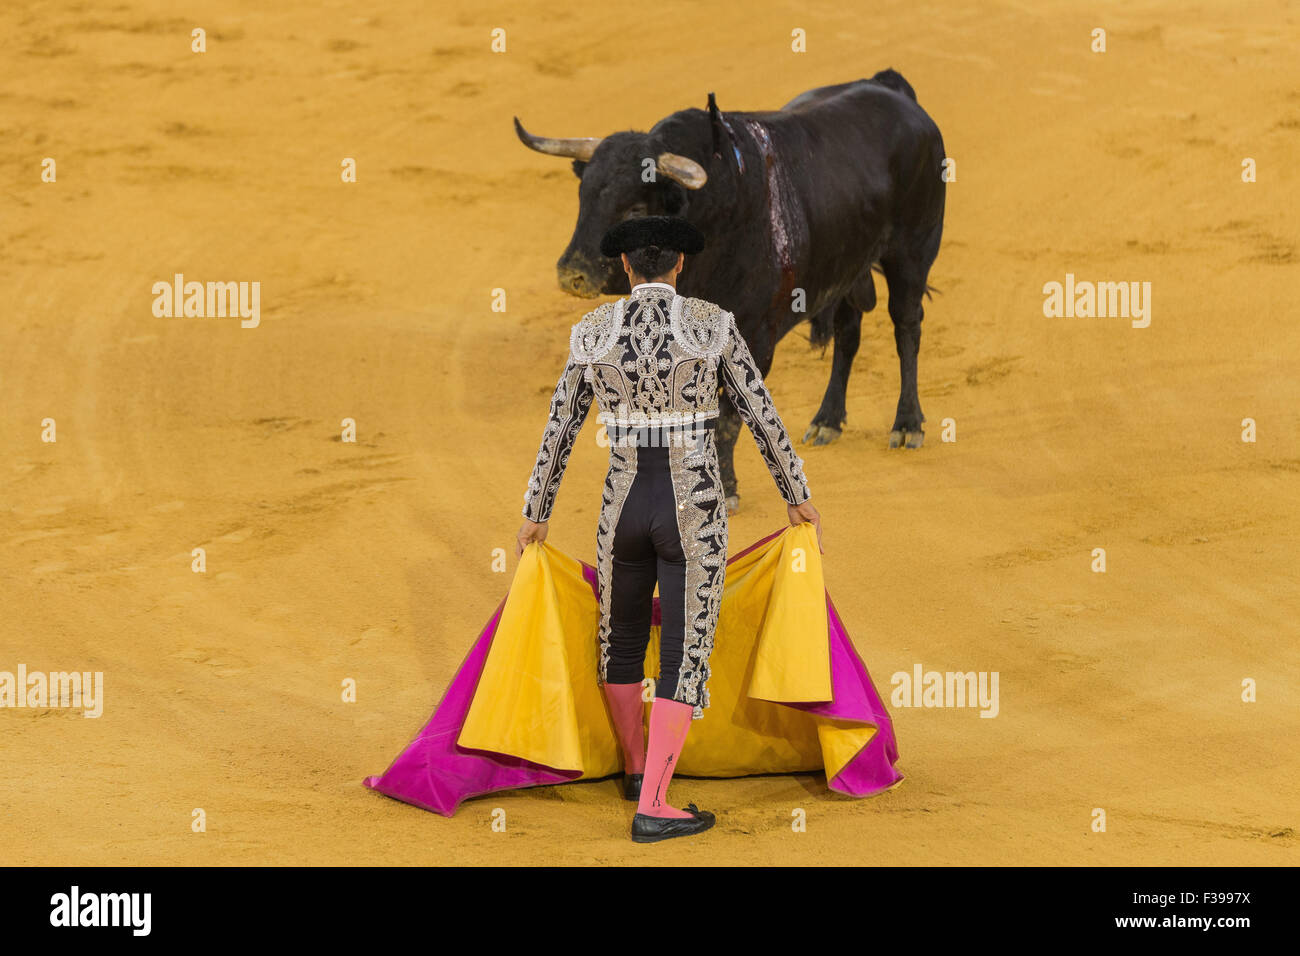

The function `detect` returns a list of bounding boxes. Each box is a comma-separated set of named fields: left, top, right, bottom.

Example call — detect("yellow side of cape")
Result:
left=458, top=524, right=876, bottom=782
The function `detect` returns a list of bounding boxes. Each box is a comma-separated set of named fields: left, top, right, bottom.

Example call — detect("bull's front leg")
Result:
left=804, top=299, right=862, bottom=446
left=715, top=392, right=742, bottom=513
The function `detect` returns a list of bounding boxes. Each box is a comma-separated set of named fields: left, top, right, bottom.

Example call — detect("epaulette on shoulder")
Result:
left=570, top=300, right=620, bottom=363
left=672, top=295, right=731, bottom=359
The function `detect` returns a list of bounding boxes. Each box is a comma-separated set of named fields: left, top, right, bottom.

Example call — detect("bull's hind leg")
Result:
left=804, top=299, right=863, bottom=445
left=882, top=237, right=939, bottom=449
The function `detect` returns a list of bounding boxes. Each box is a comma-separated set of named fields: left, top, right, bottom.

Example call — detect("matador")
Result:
left=517, top=215, right=821, bottom=842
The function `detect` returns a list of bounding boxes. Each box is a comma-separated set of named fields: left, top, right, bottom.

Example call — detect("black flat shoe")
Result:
left=621, top=773, right=643, bottom=802
left=631, top=804, right=715, bottom=843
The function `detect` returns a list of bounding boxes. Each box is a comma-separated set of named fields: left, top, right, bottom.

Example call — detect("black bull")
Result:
left=515, top=68, right=946, bottom=510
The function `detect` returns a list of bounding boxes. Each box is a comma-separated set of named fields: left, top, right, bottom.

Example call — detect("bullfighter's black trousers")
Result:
left=603, top=442, right=687, bottom=699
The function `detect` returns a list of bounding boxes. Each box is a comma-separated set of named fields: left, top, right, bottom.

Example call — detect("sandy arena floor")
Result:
left=2, top=0, right=1297, bottom=865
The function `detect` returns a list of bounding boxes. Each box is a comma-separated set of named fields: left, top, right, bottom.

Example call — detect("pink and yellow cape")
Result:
left=364, top=524, right=902, bottom=815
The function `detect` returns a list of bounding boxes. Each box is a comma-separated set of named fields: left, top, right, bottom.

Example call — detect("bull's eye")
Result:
left=622, top=203, right=648, bottom=220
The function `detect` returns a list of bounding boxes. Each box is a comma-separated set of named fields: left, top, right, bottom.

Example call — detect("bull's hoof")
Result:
left=725, top=494, right=740, bottom=514
left=889, top=429, right=924, bottom=449
left=802, top=423, right=842, bottom=446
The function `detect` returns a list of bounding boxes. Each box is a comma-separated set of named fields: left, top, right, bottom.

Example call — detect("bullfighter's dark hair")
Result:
left=625, top=245, right=681, bottom=281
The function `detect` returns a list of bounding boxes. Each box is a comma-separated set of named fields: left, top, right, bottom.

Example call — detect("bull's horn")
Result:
left=656, top=152, right=708, bottom=189
left=514, top=116, right=603, bottom=161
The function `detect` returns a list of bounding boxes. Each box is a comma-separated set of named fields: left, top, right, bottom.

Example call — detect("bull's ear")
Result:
left=572, top=159, right=586, bottom=179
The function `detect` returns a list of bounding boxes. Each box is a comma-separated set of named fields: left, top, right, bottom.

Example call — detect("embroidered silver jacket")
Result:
left=520, top=283, right=810, bottom=716
left=522, top=284, right=811, bottom=523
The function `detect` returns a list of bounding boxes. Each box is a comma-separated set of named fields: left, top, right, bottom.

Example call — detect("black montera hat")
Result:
left=600, top=215, right=706, bottom=257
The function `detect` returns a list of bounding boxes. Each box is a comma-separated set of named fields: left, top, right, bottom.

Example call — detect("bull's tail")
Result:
left=870, top=68, right=917, bottom=102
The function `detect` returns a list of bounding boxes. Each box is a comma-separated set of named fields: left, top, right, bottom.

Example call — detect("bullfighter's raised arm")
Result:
left=521, top=353, right=594, bottom=522
left=718, top=312, right=811, bottom=506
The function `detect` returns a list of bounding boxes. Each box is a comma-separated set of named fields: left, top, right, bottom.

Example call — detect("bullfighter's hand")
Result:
left=517, top=519, right=549, bottom=556
left=787, top=499, right=823, bottom=552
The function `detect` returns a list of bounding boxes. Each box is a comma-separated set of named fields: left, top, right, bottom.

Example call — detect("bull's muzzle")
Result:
left=556, top=253, right=611, bottom=298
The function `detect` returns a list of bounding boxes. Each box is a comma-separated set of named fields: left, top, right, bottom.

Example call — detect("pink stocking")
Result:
left=603, top=682, right=646, bottom=774
left=637, top=697, right=695, bottom=819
